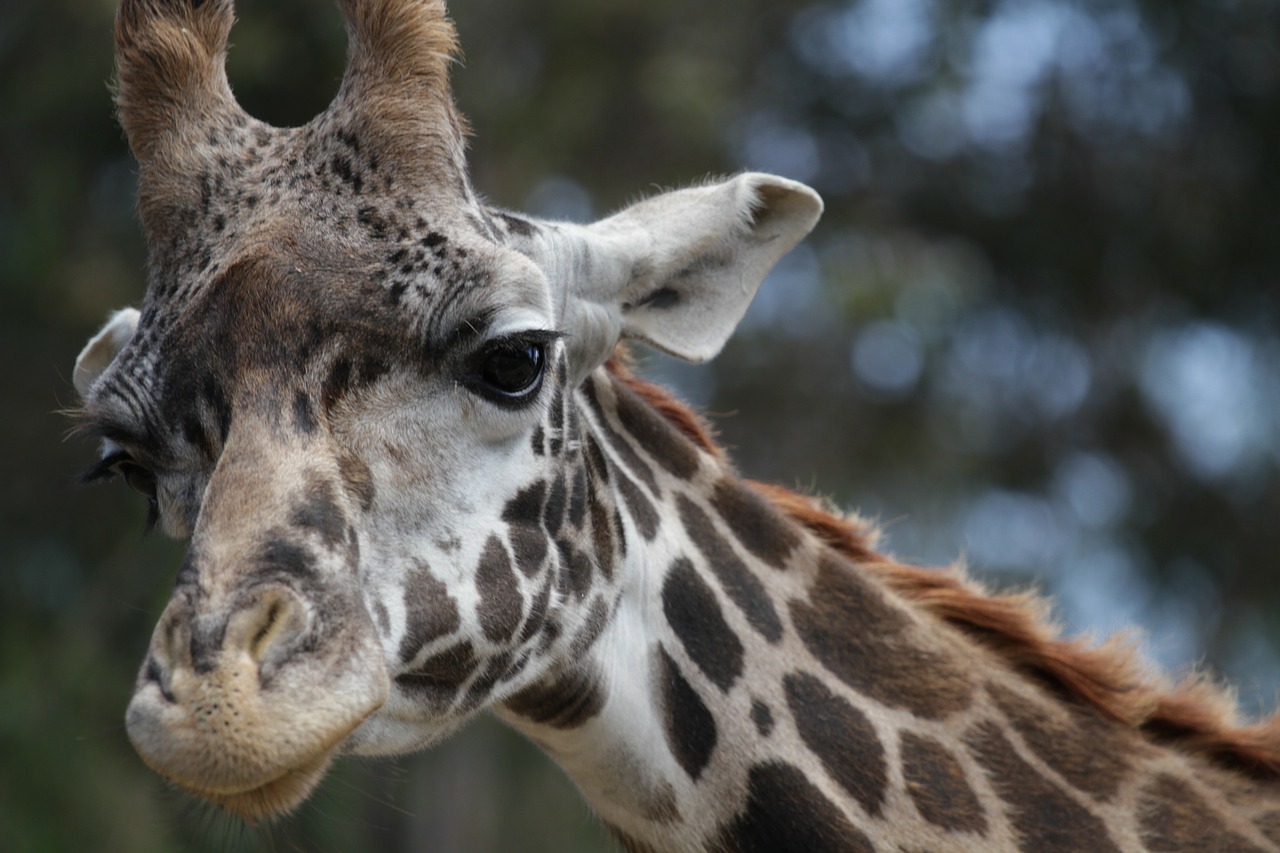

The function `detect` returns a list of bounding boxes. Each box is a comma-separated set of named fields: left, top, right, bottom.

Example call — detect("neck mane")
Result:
left=605, top=357, right=1280, bottom=781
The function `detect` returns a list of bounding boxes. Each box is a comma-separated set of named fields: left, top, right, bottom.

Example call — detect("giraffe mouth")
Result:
left=188, top=749, right=336, bottom=822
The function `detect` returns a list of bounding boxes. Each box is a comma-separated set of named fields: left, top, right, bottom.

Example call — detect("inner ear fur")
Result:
left=569, top=172, right=823, bottom=367
left=74, top=308, right=140, bottom=399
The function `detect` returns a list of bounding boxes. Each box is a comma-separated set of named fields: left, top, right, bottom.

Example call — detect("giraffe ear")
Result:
left=567, top=173, right=822, bottom=364
left=74, top=308, right=140, bottom=399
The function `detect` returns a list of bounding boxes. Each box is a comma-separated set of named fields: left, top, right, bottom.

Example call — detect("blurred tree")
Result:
left=2, top=0, right=1276, bottom=850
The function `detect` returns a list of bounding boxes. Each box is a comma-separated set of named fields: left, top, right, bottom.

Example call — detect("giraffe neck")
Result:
left=497, top=364, right=1280, bottom=853
left=498, top=364, right=960, bottom=850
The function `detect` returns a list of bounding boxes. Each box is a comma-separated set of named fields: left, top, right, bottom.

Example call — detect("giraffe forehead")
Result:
left=134, top=117, right=546, bottom=349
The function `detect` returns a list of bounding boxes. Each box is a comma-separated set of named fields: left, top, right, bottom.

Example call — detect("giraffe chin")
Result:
left=192, top=750, right=335, bottom=823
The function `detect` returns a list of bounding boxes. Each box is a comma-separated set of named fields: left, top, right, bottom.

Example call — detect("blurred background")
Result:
left=2, top=0, right=1278, bottom=849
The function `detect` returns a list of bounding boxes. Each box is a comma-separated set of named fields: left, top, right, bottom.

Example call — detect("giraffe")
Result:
left=70, top=0, right=1280, bottom=850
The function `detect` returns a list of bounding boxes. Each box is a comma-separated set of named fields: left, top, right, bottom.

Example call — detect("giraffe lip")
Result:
left=190, top=749, right=336, bottom=821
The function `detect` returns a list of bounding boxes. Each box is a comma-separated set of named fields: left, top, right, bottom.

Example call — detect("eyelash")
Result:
left=80, top=450, right=161, bottom=534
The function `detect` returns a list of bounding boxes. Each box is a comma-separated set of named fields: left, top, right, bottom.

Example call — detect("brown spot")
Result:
left=336, top=451, right=375, bottom=511
left=710, top=479, right=800, bottom=570
left=583, top=376, right=659, bottom=492
left=556, top=538, right=595, bottom=602
left=502, top=480, right=546, bottom=524
left=292, top=390, right=317, bottom=434
left=900, top=730, right=987, bottom=833
left=662, top=558, right=744, bottom=692
left=653, top=645, right=717, bottom=781
left=610, top=379, right=701, bottom=479
left=677, top=495, right=783, bottom=642
left=588, top=481, right=616, bottom=581
left=751, top=700, right=774, bottom=737
left=618, top=469, right=659, bottom=540
left=462, top=651, right=515, bottom=709
left=642, top=780, right=681, bottom=824
left=395, top=640, right=479, bottom=701
left=584, top=432, right=611, bottom=484
left=965, top=720, right=1121, bottom=853
left=709, top=761, right=875, bottom=853
left=570, top=596, right=610, bottom=657
left=1255, top=811, right=1280, bottom=845
left=1138, top=774, right=1267, bottom=853
left=517, top=573, right=553, bottom=645
left=397, top=561, right=461, bottom=663
left=783, top=671, right=887, bottom=817
left=988, top=682, right=1131, bottom=801
left=790, top=554, right=973, bottom=719
left=475, top=535, right=523, bottom=643
left=544, top=472, right=568, bottom=532
left=503, top=663, right=606, bottom=729
left=289, top=475, right=346, bottom=549
left=508, top=524, right=548, bottom=578
left=568, top=463, right=589, bottom=530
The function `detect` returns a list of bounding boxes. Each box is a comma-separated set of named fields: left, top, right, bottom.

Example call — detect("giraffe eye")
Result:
left=472, top=338, right=547, bottom=405
left=118, top=461, right=158, bottom=500
left=81, top=450, right=161, bottom=533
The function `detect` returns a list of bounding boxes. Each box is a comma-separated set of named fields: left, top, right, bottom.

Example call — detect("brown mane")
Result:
left=607, top=358, right=1280, bottom=781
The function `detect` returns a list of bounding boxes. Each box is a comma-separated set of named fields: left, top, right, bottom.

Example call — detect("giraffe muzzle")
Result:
left=125, top=581, right=388, bottom=820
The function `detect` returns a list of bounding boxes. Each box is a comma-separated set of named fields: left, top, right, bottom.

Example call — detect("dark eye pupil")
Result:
left=481, top=343, right=544, bottom=395
left=121, top=464, right=157, bottom=500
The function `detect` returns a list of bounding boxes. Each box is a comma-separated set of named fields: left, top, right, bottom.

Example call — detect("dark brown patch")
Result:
left=988, top=682, right=1131, bottom=801
left=503, top=482, right=550, bottom=573
left=289, top=476, right=346, bottom=549
left=336, top=451, right=375, bottom=511
left=584, top=432, right=611, bottom=484
left=783, top=671, right=888, bottom=817
left=503, top=663, right=606, bottom=729
left=292, top=390, right=317, bottom=434
left=710, top=479, right=800, bottom=569
left=567, top=463, right=589, bottom=530
left=321, top=357, right=353, bottom=414
left=709, top=762, right=875, bottom=853
left=900, top=730, right=987, bottom=833
left=751, top=700, right=774, bottom=737
left=641, top=782, right=682, bottom=825
left=790, top=554, right=973, bottom=719
left=1138, top=774, right=1267, bottom=853
left=1255, top=811, right=1280, bottom=845
left=508, top=524, right=548, bottom=578
left=475, top=534, right=522, bottom=643
left=965, top=720, right=1121, bottom=853
left=544, top=472, right=568, bottom=532
left=397, top=561, right=461, bottom=663
left=556, top=538, right=595, bottom=602
left=517, top=573, right=553, bottom=645
left=677, top=494, right=783, bottom=642
left=661, top=558, right=744, bottom=692
left=502, top=480, right=547, bottom=525
left=395, top=640, right=479, bottom=703
left=653, top=645, right=717, bottom=781
left=588, top=481, right=616, bottom=581
left=462, top=651, right=515, bottom=709
left=617, top=469, right=659, bottom=541
left=610, top=379, right=701, bottom=479
left=583, top=376, right=659, bottom=492
left=570, top=596, right=610, bottom=657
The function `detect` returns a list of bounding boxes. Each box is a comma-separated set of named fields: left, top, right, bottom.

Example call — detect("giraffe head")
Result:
left=75, top=0, right=821, bottom=821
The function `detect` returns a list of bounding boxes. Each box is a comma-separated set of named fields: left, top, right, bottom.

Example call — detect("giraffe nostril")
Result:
left=227, top=586, right=310, bottom=669
left=155, top=609, right=190, bottom=674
